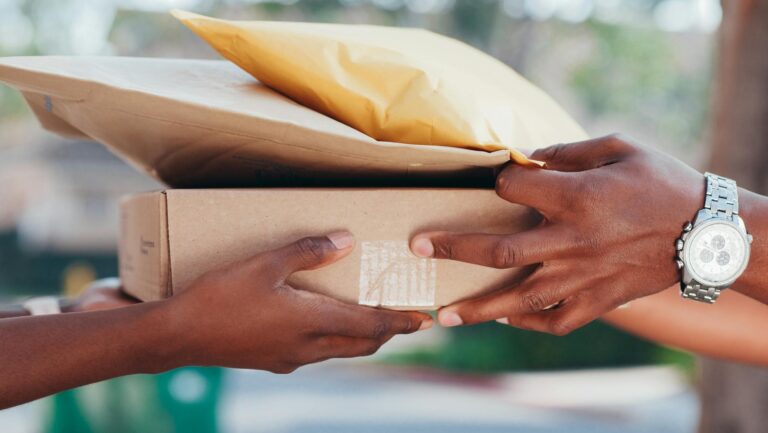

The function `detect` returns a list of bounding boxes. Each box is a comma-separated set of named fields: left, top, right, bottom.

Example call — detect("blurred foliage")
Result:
left=451, top=0, right=499, bottom=48
left=0, top=35, right=32, bottom=118
left=571, top=20, right=711, bottom=150
left=572, top=22, right=674, bottom=114
left=0, top=231, right=117, bottom=297
left=386, top=321, right=693, bottom=373
left=0, top=86, right=26, bottom=119
left=46, top=367, right=223, bottom=433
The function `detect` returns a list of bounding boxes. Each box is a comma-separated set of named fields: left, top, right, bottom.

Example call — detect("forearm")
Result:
left=593, top=186, right=768, bottom=364
left=603, top=286, right=768, bottom=366
left=731, top=188, right=768, bottom=303
left=0, top=301, right=181, bottom=409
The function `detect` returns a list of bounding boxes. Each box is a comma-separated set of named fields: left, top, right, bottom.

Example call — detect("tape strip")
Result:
left=359, top=241, right=436, bottom=307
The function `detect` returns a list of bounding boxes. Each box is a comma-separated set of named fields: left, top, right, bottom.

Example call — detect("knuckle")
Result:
left=573, top=234, right=601, bottom=253
left=521, top=291, right=549, bottom=313
left=492, top=238, right=521, bottom=268
left=361, top=341, right=382, bottom=357
left=370, top=320, right=391, bottom=340
left=271, top=363, right=299, bottom=374
left=533, top=142, right=568, bottom=162
left=295, top=237, right=327, bottom=262
left=395, top=315, right=415, bottom=334
left=433, top=240, right=454, bottom=260
left=549, top=318, right=575, bottom=336
left=605, top=133, right=638, bottom=153
left=295, top=347, right=322, bottom=366
left=572, top=175, right=603, bottom=207
left=495, top=169, right=517, bottom=198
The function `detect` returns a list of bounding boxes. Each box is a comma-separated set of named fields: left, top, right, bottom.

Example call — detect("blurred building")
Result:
left=0, top=133, right=158, bottom=253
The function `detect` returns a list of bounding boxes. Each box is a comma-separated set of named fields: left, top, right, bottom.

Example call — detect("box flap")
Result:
left=119, top=191, right=171, bottom=301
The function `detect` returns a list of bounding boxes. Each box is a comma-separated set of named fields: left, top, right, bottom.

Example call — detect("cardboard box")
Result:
left=120, top=188, right=539, bottom=310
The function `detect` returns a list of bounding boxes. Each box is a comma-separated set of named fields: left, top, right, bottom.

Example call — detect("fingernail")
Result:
left=327, top=231, right=355, bottom=250
left=418, top=318, right=433, bottom=331
left=411, top=237, right=434, bottom=258
left=496, top=318, right=509, bottom=325
left=439, top=311, right=463, bottom=327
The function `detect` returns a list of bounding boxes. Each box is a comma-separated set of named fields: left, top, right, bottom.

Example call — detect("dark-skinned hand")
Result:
left=168, top=231, right=432, bottom=373
left=410, top=135, right=705, bottom=335
left=0, top=231, right=433, bottom=410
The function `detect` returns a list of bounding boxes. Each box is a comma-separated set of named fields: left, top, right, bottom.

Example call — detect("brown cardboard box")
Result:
left=120, top=188, right=539, bottom=310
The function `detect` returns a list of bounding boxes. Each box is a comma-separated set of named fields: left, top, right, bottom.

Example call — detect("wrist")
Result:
left=125, top=301, right=190, bottom=374
left=665, top=171, right=706, bottom=287
left=675, top=173, right=754, bottom=303
left=730, top=188, right=768, bottom=300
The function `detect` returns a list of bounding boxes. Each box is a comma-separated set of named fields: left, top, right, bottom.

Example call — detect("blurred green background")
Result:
left=0, top=0, right=720, bottom=432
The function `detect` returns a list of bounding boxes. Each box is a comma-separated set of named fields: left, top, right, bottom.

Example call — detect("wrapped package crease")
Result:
left=0, top=56, right=521, bottom=188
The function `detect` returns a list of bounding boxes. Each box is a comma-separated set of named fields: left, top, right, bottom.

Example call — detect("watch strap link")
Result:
left=681, top=283, right=721, bottom=304
left=681, top=172, right=739, bottom=304
left=703, top=172, right=739, bottom=220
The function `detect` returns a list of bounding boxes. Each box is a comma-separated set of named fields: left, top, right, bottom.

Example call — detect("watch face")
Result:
left=685, top=221, right=749, bottom=285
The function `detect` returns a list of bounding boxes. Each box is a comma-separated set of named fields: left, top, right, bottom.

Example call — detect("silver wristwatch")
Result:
left=676, top=172, right=752, bottom=303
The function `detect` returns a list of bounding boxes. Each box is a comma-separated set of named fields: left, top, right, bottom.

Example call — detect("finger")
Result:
left=410, top=226, right=575, bottom=268
left=498, top=288, right=623, bottom=336
left=311, top=335, right=393, bottom=361
left=317, top=300, right=432, bottom=338
left=530, top=135, right=637, bottom=172
left=262, top=231, right=356, bottom=278
left=437, top=275, right=577, bottom=327
left=494, top=163, right=579, bottom=212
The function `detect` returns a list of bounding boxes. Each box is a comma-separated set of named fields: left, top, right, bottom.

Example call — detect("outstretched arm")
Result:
left=410, top=135, right=768, bottom=335
left=0, top=300, right=177, bottom=409
left=0, top=232, right=431, bottom=409
left=603, top=286, right=768, bottom=366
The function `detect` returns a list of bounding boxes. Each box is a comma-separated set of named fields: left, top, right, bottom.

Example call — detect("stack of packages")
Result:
left=0, top=11, right=587, bottom=310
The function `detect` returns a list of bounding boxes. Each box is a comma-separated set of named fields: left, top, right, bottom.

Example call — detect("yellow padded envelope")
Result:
left=173, top=10, right=588, bottom=165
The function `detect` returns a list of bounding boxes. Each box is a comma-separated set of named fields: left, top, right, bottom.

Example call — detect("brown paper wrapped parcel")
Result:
left=0, top=19, right=586, bottom=308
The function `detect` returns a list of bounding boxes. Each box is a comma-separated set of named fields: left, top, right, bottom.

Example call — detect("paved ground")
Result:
left=0, top=360, right=698, bottom=433
left=218, top=363, right=698, bottom=433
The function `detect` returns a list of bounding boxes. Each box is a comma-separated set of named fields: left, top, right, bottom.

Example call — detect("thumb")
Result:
left=267, top=231, right=356, bottom=278
left=531, top=134, right=637, bottom=172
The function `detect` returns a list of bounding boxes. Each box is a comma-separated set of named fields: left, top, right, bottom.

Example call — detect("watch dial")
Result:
left=687, top=223, right=747, bottom=284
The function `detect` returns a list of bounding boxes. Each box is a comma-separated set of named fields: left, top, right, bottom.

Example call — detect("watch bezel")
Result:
left=681, top=217, right=751, bottom=288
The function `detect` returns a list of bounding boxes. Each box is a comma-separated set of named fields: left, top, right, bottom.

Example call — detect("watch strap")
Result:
left=681, top=172, right=739, bottom=303
left=681, top=283, right=721, bottom=304
left=703, top=172, right=738, bottom=220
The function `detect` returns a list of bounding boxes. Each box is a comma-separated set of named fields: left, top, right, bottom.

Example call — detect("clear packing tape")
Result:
left=173, top=10, right=588, bottom=166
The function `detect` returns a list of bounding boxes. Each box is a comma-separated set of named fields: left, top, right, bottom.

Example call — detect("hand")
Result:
left=70, top=278, right=139, bottom=312
left=410, top=134, right=704, bottom=335
left=166, top=231, right=432, bottom=373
